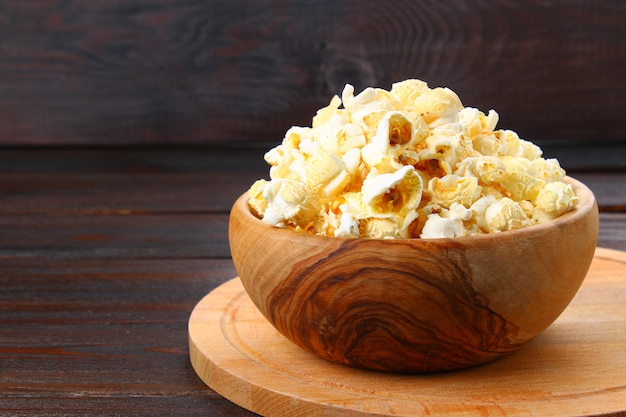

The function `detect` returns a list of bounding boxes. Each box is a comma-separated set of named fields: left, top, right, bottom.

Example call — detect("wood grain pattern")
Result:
left=229, top=178, right=599, bottom=373
left=0, top=259, right=253, bottom=417
left=189, top=247, right=626, bottom=417
left=0, top=0, right=624, bottom=145
left=266, top=238, right=524, bottom=373
left=0, top=212, right=230, bottom=260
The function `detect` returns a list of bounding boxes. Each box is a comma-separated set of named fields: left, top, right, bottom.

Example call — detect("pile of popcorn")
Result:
left=247, top=79, right=578, bottom=239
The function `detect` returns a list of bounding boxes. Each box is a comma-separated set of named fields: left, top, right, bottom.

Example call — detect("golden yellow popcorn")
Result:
left=362, top=166, right=423, bottom=216
left=412, top=87, right=464, bottom=127
left=390, top=79, right=429, bottom=107
left=483, top=197, right=531, bottom=232
left=247, top=79, right=578, bottom=239
left=454, top=156, right=506, bottom=185
left=499, top=156, right=545, bottom=201
left=421, top=203, right=473, bottom=239
left=427, top=174, right=481, bottom=208
left=248, top=179, right=268, bottom=218
left=261, top=178, right=321, bottom=229
left=302, top=147, right=350, bottom=196
left=533, top=181, right=579, bottom=221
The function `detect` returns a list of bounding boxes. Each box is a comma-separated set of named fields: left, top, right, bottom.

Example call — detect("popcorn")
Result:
left=533, top=181, right=579, bottom=221
left=427, top=174, right=481, bottom=208
left=483, top=197, right=531, bottom=233
left=412, top=87, right=464, bottom=127
left=302, top=147, right=349, bottom=196
left=362, top=165, right=423, bottom=216
left=247, top=79, right=579, bottom=239
left=421, top=203, right=473, bottom=239
left=261, top=178, right=321, bottom=229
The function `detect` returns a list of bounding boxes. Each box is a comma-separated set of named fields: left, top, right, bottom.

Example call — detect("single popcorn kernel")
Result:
left=358, top=216, right=400, bottom=239
left=387, top=113, right=413, bottom=146
left=247, top=79, right=578, bottom=238
left=427, top=175, right=481, bottom=208
left=362, top=166, right=422, bottom=215
left=248, top=179, right=268, bottom=218
left=262, top=178, right=321, bottom=229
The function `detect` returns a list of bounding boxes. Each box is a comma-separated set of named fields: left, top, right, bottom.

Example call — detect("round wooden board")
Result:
left=189, top=247, right=626, bottom=417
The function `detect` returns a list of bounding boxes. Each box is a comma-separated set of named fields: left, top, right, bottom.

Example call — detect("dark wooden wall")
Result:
left=0, top=0, right=624, bottom=146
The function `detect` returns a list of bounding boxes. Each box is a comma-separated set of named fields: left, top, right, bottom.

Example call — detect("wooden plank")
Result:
left=0, top=172, right=257, bottom=214
left=599, top=213, right=626, bottom=252
left=543, top=143, right=626, bottom=171
left=571, top=172, right=626, bottom=211
left=0, top=212, right=231, bottom=260
left=0, top=1, right=624, bottom=146
left=0, top=148, right=268, bottom=214
left=0, top=148, right=269, bottom=175
left=0, top=258, right=256, bottom=416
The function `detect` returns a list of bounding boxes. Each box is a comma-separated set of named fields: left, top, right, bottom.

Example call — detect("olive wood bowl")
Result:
left=228, top=177, right=599, bottom=373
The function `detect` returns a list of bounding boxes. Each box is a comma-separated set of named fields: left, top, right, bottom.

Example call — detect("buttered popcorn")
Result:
left=247, top=79, right=578, bottom=239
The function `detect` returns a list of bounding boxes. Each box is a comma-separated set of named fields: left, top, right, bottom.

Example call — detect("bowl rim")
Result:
left=232, top=176, right=597, bottom=244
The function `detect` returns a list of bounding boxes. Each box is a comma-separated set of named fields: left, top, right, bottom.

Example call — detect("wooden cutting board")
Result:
left=189, top=247, right=626, bottom=417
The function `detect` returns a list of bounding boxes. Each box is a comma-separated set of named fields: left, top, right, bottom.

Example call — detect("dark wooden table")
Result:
left=1, top=147, right=625, bottom=416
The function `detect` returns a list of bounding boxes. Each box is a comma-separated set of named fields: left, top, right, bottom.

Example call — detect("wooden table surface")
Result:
left=1, top=147, right=625, bottom=417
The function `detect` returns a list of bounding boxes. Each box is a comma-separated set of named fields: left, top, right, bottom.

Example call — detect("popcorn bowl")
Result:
left=228, top=176, right=598, bottom=373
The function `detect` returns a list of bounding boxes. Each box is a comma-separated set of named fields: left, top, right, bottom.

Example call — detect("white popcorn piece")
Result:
left=262, top=178, right=321, bottom=229
left=380, top=111, right=414, bottom=146
left=484, top=110, right=499, bottom=133
left=312, top=95, right=342, bottom=129
left=497, top=130, right=523, bottom=157
left=419, top=134, right=462, bottom=175
left=265, top=126, right=313, bottom=180
left=458, top=108, right=500, bottom=140
left=412, top=87, right=464, bottom=128
left=342, top=85, right=396, bottom=139
left=484, top=197, right=531, bottom=233
left=455, top=156, right=506, bottom=185
left=497, top=130, right=543, bottom=160
left=361, top=111, right=417, bottom=173
left=499, top=156, right=545, bottom=201
left=420, top=202, right=473, bottom=239
left=342, top=147, right=362, bottom=177
left=472, top=133, right=501, bottom=156
left=247, top=179, right=269, bottom=218
left=531, top=158, right=566, bottom=183
left=361, top=126, right=390, bottom=168
left=427, top=174, right=481, bottom=208
left=458, top=107, right=484, bottom=138
left=518, top=139, right=543, bottom=160
left=533, top=181, right=579, bottom=221
left=358, top=216, right=403, bottom=239
left=322, top=169, right=351, bottom=198
left=390, top=79, right=429, bottom=107
left=302, top=148, right=348, bottom=192
left=311, top=208, right=339, bottom=237
left=335, top=123, right=367, bottom=154
left=332, top=213, right=357, bottom=238
left=317, top=116, right=367, bottom=157
left=470, top=196, right=498, bottom=232
left=361, top=165, right=423, bottom=216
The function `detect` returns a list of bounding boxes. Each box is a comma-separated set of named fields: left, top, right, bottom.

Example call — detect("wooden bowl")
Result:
left=228, top=177, right=599, bottom=373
